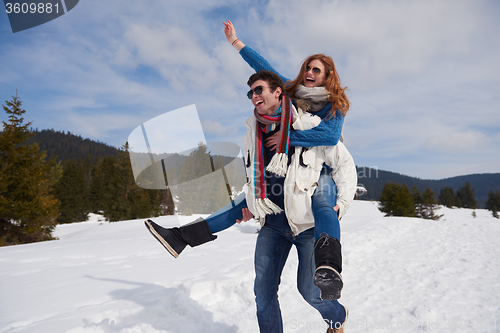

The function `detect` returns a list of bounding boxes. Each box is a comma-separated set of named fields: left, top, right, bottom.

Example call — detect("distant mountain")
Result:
left=28, top=129, right=119, bottom=163
left=26, top=130, right=499, bottom=208
left=356, top=167, right=500, bottom=208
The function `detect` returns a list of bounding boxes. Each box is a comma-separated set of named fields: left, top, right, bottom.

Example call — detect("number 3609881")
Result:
left=5, top=2, right=60, bottom=14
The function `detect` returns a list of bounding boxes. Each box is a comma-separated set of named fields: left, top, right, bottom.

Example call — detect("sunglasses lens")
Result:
left=306, top=66, right=321, bottom=74
left=247, top=86, right=264, bottom=99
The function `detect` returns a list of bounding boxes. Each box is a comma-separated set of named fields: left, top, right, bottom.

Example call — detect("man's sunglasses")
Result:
left=306, top=65, right=322, bottom=74
left=247, top=86, right=264, bottom=99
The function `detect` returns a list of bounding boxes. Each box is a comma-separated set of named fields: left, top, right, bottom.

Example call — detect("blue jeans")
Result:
left=205, top=192, right=247, bottom=233
left=254, top=224, right=346, bottom=332
left=206, top=165, right=340, bottom=242
left=312, top=165, right=341, bottom=241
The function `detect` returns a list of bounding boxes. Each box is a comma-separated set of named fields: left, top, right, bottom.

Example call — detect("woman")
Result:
left=145, top=21, right=353, bottom=301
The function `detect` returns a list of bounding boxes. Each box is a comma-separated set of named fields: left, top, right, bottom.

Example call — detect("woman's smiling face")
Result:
left=303, top=59, right=326, bottom=88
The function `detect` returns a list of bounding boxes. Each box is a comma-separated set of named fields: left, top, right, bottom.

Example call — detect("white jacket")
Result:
left=242, top=113, right=357, bottom=235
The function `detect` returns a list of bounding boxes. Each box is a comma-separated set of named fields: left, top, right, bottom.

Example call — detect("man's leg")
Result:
left=254, top=224, right=292, bottom=333
left=294, top=227, right=347, bottom=328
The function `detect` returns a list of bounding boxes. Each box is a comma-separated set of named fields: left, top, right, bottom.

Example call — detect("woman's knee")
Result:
left=312, top=193, right=335, bottom=212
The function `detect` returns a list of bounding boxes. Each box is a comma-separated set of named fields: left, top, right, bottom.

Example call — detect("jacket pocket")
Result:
left=289, top=179, right=317, bottom=224
left=295, top=179, right=318, bottom=195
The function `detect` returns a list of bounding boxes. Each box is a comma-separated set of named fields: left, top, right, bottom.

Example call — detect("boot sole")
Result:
left=144, top=220, right=179, bottom=258
left=314, top=266, right=343, bottom=300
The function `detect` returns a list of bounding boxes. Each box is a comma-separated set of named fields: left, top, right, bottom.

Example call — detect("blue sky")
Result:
left=1, top=0, right=499, bottom=180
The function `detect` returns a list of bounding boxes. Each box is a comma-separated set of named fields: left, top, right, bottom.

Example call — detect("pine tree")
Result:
left=0, top=92, right=62, bottom=245
left=117, top=143, right=157, bottom=220
left=89, top=157, right=106, bottom=214
left=411, top=186, right=423, bottom=218
left=53, top=159, right=89, bottom=223
left=87, top=144, right=164, bottom=222
left=486, top=190, right=500, bottom=218
left=456, top=182, right=478, bottom=209
left=161, top=186, right=176, bottom=215
left=98, top=155, right=128, bottom=221
left=438, top=187, right=460, bottom=208
left=378, top=183, right=415, bottom=217
left=421, top=188, right=443, bottom=220
left=174, top=143, right=232, bottom=215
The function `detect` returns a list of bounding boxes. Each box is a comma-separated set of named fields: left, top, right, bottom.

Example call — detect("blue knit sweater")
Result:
left=240, top=46, right=344, bottom=147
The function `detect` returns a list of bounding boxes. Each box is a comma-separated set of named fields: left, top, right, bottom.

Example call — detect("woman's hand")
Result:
left=223, top=20, right=237, bottom=44
left=223, top=20, right=245, bottom=50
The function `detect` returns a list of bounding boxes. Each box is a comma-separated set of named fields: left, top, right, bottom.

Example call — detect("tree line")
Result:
left=378, top=182, right=500, bottom=219
left=356, top=167, right=500, bottom=208
left=53, top=145, right=175, bottom=224
left=1, top=94, right=243, bottom=246
left=28, top=128, right=119, bottom=163
left=0, top=94, right=176, bottom=246
left=2, top=94, right=498, bottom=246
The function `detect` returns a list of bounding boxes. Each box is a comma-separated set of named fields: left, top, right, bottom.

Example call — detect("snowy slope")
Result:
left=1, top=201, right=499, bottom=333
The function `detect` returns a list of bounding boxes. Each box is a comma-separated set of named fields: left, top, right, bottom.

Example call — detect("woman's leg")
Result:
left=311, top=165, right=343, bottom=300
left=205, top=192, right=248, bottom=233
left=145, top=193, right=247, bottom=258
left=312, top=165, right=340, bottom=241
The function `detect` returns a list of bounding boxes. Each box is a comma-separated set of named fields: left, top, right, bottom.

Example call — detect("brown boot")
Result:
left=326, top=305, right=348, bottom=333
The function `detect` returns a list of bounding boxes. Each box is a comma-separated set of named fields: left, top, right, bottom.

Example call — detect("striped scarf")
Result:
left=252, top=95, right=293, bottom=218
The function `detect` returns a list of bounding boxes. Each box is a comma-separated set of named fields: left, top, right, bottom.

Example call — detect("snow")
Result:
left=1, top=201, right=500, bottom=333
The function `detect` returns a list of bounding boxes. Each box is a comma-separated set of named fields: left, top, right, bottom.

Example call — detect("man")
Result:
left=145, top=70, right=355, bottom=332
left=241, top=70, right=353, bottom=333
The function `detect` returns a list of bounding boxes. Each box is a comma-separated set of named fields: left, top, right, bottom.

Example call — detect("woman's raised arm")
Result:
left=223, top=20, right=290, bottom=84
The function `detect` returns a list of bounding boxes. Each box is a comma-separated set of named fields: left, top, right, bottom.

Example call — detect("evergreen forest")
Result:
left=356, top=167, right=500, bottom=208
left=2, top=93, right=499, bottom=246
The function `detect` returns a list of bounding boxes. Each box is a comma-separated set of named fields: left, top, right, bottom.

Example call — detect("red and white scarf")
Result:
left=251, top=95, right=293, bottom=217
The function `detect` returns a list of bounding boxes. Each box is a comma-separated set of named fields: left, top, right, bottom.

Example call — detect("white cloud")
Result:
left=202, top=119, right=239, bottom=137
left=1, top=0, right=499, bottom=179
left=121, top=24, right=223, bottom=92
left=60, top=110, right=145, bottom=146
left=245, top=0, right=498, bottom=90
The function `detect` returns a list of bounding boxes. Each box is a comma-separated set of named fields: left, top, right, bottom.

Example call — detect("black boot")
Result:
left=144, top=217, right=217, bottom=258
left=314, top=235, right=343, bottom=300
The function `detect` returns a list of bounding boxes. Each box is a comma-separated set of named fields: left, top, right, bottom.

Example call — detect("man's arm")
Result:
left=236, top=208, right=254, bottom=223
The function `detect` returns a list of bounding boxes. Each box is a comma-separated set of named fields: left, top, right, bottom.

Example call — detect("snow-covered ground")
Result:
left=1, top=201, right=500, bottom=333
